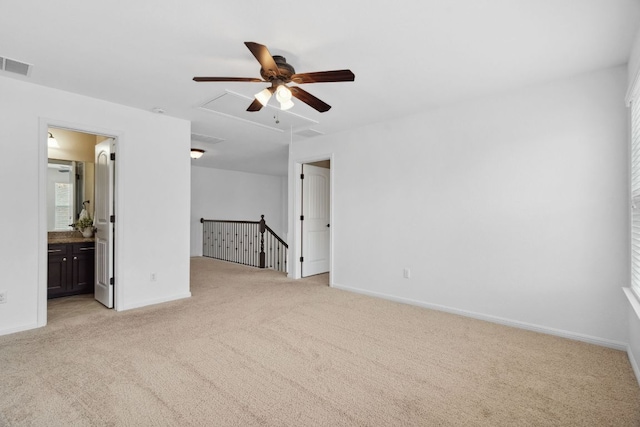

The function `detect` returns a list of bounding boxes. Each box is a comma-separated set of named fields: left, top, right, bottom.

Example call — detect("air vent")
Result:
left=1, top=56, right=32, bottom=76
left=191, top=133, right=225, bottom=145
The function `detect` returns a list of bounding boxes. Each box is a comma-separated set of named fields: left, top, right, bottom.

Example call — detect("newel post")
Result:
left=259, top=214, right=266, bottom=268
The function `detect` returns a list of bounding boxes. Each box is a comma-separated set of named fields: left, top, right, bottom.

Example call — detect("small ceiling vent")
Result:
left=0, top=56, right=32, bottom=76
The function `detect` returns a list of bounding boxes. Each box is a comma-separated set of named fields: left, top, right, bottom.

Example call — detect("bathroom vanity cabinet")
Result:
left=47, top=242, right=95, bottom=298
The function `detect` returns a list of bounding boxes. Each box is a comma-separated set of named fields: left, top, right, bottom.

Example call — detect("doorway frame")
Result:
left=289, top=153, right=334, bottom=285
left=37, top=118, right=122, bottom=327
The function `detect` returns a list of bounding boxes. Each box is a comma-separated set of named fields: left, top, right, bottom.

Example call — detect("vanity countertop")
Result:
left=48, top=231, right=95, bottom=244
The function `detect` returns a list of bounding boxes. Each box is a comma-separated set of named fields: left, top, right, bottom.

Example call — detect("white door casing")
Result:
left=301, top=164, right=330, bottom=277
left=94, top=138, right=114, bottom=308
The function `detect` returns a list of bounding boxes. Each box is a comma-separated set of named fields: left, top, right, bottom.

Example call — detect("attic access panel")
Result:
left=191, top=133, right=225, bottom=145
left=200, top=91, right=318, bottom=133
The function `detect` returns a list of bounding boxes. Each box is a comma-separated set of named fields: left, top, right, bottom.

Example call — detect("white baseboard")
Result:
left=120, top=292, right=192, bottom=311
left=628, top=345, right=640, bottom=388
left=332, top=283, right=627, bottom=351
left=1, top=292, right=193, bottom=336
left=0, top=322, right=40, bottom=337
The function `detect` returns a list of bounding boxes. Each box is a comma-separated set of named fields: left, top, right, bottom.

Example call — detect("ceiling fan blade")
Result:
left=193, top=77, right=264, bottom=82
left=289, top=86, right=331, bottom=112
left=291, top=70, right=355, bottom=84
left=246, top=98, right=264, bottom=112
left=244, top=42, right=280, bottom=79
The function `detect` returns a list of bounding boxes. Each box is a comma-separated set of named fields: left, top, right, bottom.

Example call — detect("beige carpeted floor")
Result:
left=1, top=257, right=639, bottom=426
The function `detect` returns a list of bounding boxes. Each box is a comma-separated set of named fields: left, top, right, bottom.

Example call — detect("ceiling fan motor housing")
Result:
left=261, top=56, right=295, bottom=82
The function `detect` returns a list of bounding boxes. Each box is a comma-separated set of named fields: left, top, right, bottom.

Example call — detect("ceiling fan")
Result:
left=193, top=42, right=355, bottom=113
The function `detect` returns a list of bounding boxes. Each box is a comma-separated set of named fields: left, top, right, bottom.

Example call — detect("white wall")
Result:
left=0, top=75, right=191, bottom=335
left=190, top=166, right=286, bottom=256
left=289, top=65, right=629, bottom=347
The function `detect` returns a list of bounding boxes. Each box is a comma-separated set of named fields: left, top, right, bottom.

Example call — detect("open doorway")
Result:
left=299, top=160, right=331, bottom=279
left=44, top=126, right=116, bottom=317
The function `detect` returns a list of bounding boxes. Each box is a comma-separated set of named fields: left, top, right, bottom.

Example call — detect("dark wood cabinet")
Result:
left=47, top=244, right=69, bottom=296
left=47, top=242, right=95, bottom=299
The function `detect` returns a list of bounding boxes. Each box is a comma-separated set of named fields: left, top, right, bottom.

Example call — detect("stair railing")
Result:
left=200, top=215, right=288, bottom=273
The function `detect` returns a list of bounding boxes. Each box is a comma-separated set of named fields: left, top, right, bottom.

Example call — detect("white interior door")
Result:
left=301, top=164, right=330, bottom=277
left=94, top=139, right=114, bottom=308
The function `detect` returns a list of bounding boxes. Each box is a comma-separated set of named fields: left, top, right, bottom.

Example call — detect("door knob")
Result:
left=327, top=224, right=330, bottom=227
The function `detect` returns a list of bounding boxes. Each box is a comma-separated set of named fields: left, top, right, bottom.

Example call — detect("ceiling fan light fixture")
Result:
left=190, top=148, right=205, bottom=159
left=279, top=99, right=295, bottom=111
left=275, top=85, right=292, bottom=103
left=48, top=132, right=59, bottom=148
left=254, top=88, right=273, bottom=106
left=275, top=85, right=294, bottom=110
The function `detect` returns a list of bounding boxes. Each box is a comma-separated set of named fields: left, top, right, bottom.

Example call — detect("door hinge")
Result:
left=110, top=215, right=116, bottom=223
left=300, top=256, right=304, bottom=262
left=109, top=277, right=114, bottom=285
left=300, top=173, right=304, bottom=179
left=300, top=215, right=304, bottom=221
left=110, top=152, right=116, bottom=161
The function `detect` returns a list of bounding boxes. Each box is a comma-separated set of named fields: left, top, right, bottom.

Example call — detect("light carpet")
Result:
left=0, top=257, right=639, bottom=426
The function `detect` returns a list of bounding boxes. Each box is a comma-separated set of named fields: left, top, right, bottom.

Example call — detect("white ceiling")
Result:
left=2, top=1, right=639, bottom=176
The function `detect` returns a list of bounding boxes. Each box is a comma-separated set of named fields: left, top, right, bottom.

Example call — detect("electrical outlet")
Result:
left=0, top=291, right=7, bottom=304
left=403, top=268, right=411, bottom=279
left=150, top=273, right=157, bottom=282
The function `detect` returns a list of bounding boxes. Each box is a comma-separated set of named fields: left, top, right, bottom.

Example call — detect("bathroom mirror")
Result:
left=47, top=159, right=87, bottom=231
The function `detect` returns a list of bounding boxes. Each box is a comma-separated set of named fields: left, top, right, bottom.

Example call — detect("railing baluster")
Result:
left=201, top=216, right=288, bottom=273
